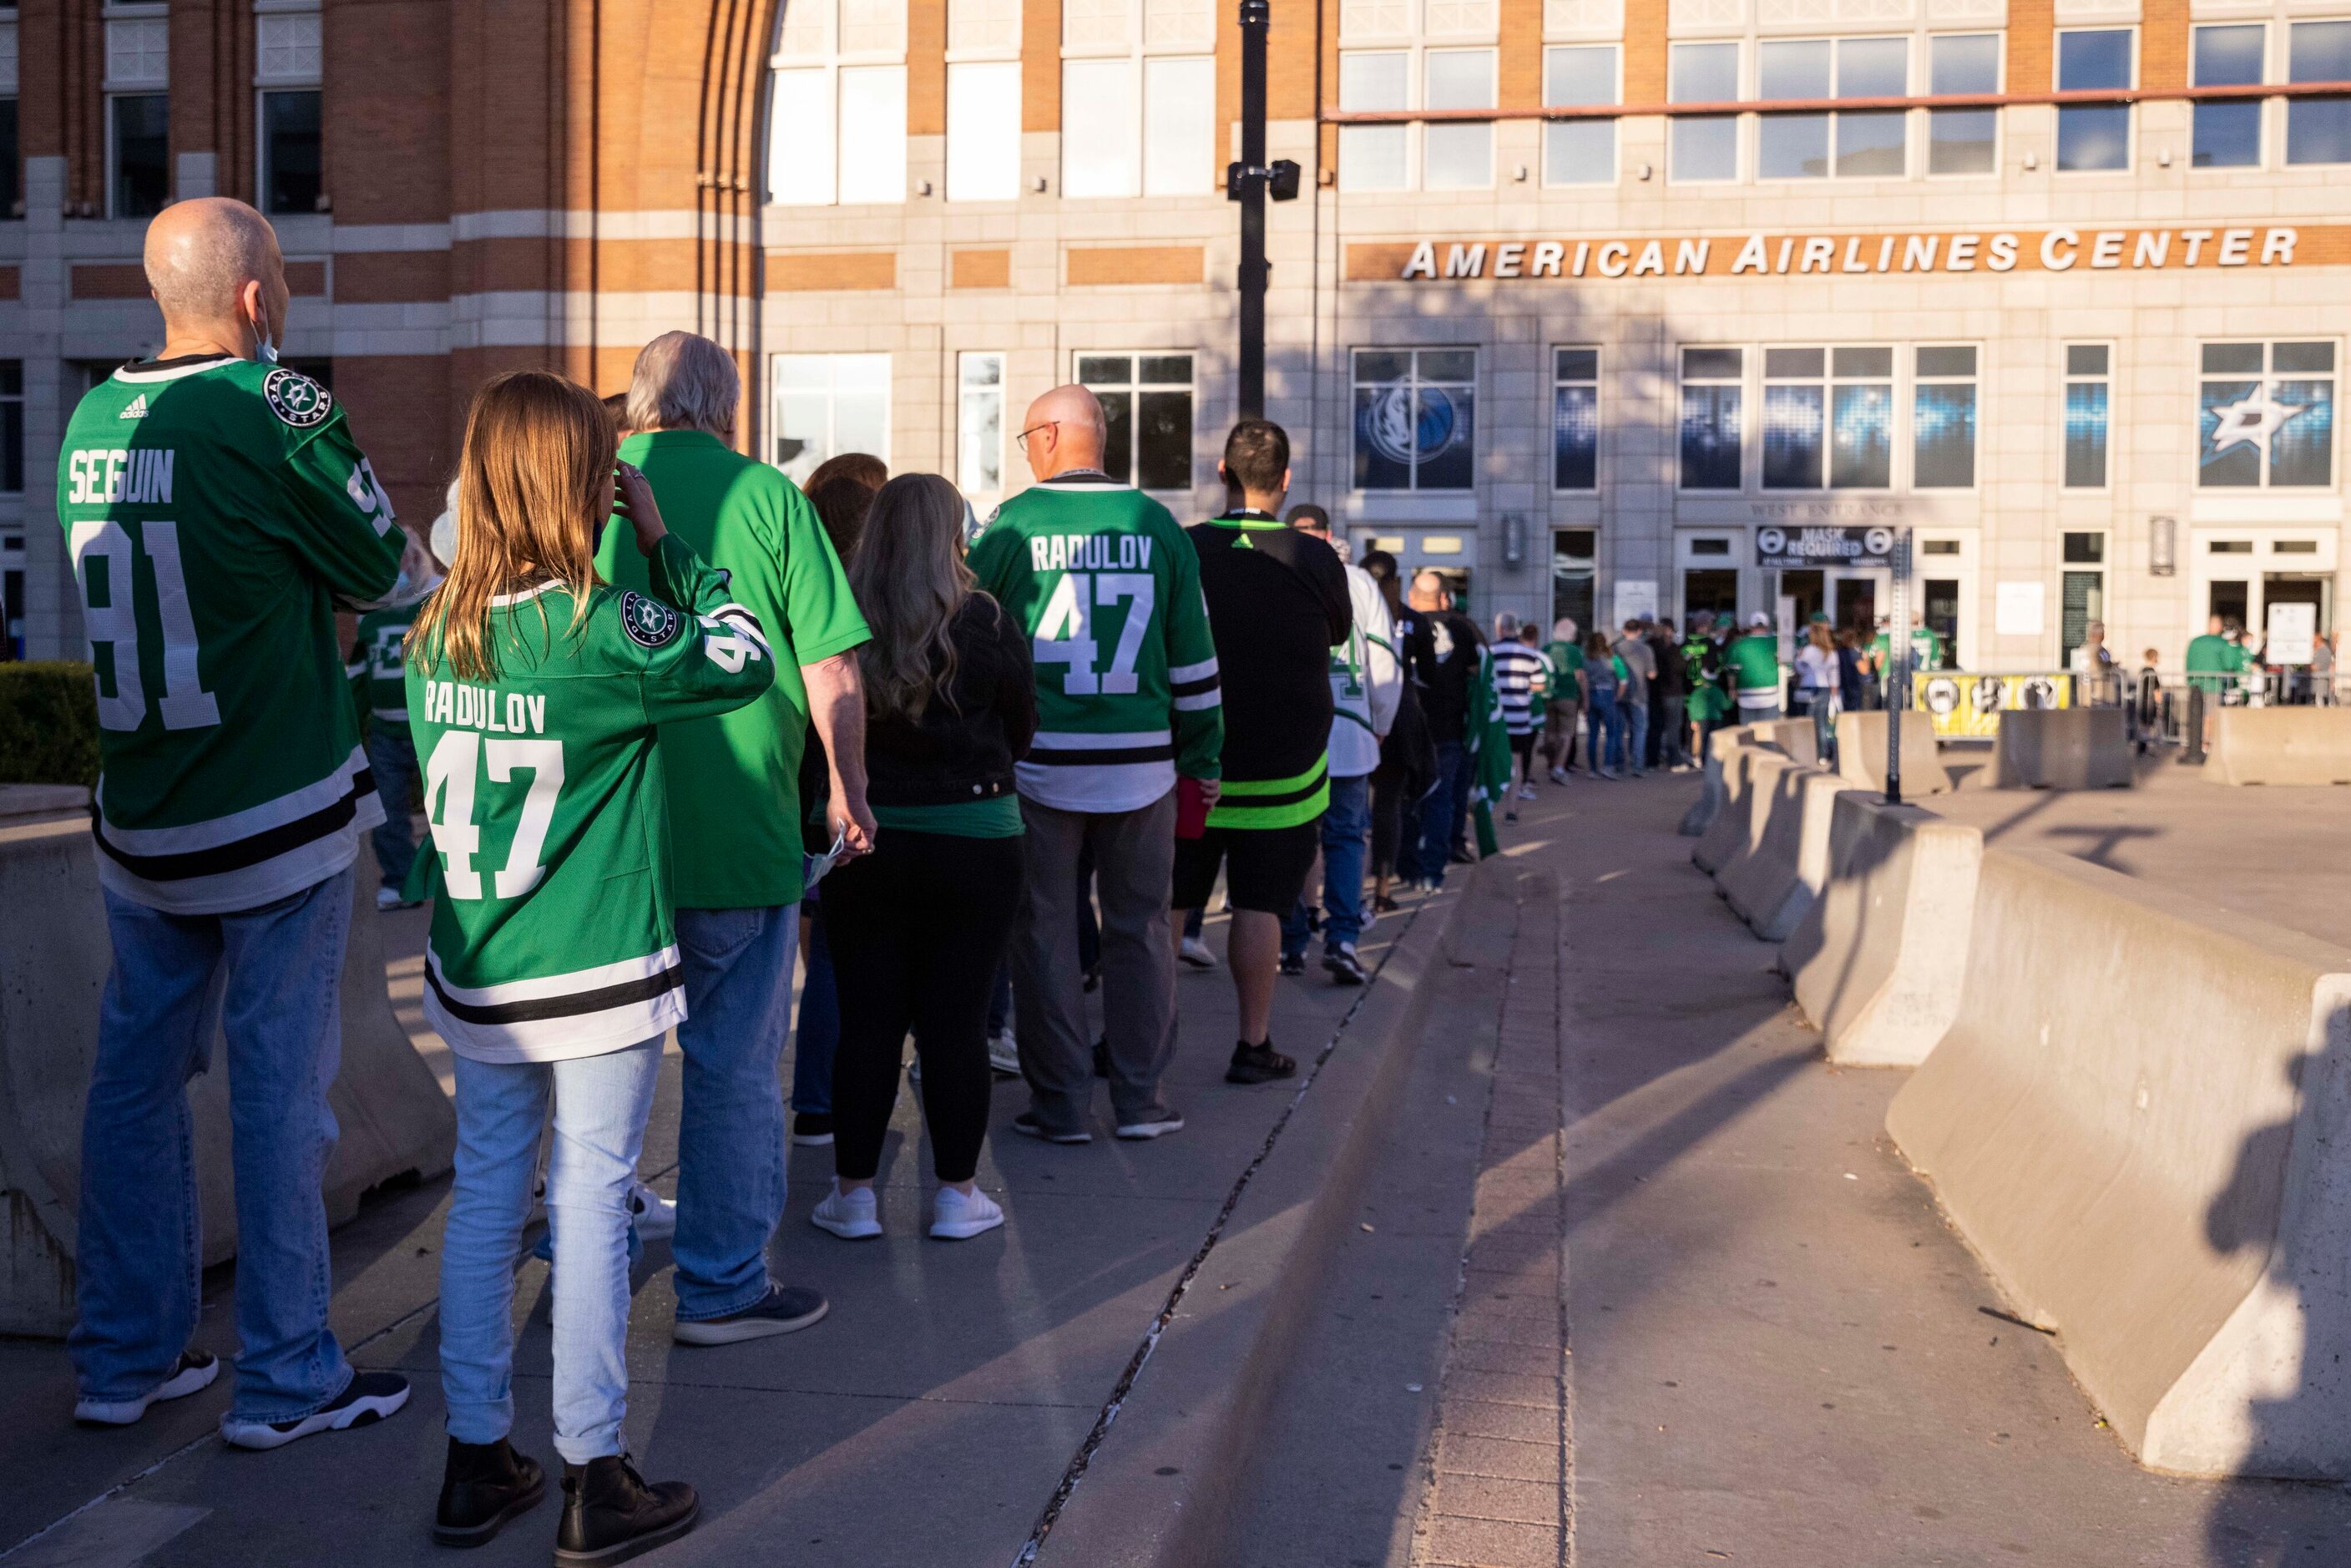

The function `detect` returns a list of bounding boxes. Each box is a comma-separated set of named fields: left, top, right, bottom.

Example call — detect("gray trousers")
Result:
left=1011, top=790, right=1178, bottom=1131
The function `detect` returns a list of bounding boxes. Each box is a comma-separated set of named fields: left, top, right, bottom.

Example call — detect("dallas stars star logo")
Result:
left=2207, top=387, right=2306, bottom=468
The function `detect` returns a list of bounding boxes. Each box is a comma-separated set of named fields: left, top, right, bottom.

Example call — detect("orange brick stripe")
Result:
left=1348, top=224, right=2348, bottom=282
left=950, top=248, right=1012, bottom=289
left=766, top=250, right=899, bottom=291
left=1065, top=245, right=1206, bottom=286
left=0, top=266, right=19, bottom=302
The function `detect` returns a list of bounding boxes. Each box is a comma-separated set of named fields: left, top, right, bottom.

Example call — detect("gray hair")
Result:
left=625, top=331, right=741, bottom=437
left=1494, top=610, right=1523, bottom=640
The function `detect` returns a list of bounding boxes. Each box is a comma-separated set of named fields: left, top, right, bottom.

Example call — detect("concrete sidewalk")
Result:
left=0, top=879, right=1449, bottom=1568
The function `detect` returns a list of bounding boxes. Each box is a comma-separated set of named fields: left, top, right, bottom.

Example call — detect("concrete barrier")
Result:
left=1679, top=724, right=1753, bottom=837
left=1991, top=706, right=2134, bottom=789
left=2210, top=708, right=2351, bottom=787
left=1885, top=847, right=2351, bottom=1477
left=1692, top=746, right=1767, bottom=875
left=1781, top=792, right=1983, bottom=1067
left=1833, top=710, right=1952, bottom=795
left=1748, top=717, right=1819, bottom=766
left=0, top=822, right=455, bottom=1337
left=1718, top=761, right=1854, bottom=943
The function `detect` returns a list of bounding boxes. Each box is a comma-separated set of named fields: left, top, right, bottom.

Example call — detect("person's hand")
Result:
left=613, top=462, right=668, bottom=557
left=830, top=779, right=878, bottom=866
left=1193, top=778, right=1221, bottom=812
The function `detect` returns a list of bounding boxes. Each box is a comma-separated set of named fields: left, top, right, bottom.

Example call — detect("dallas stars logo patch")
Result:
left=619, top=591, right=681, bottom=650
left=263, top=368, right=332, bottom=428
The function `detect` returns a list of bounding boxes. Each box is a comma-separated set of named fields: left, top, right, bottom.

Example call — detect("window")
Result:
left=0, top=12, right=18, bottom=218
left=1553, top=347, right=1598, bottom=491
left=1339, top=53, right=1409, bottom=190
left=1757, top=37, right=1907, bottom=180
left=0, top=361, right=18, bottom=493
left=1678, top=347, right=1743, bottom=490
left=1928, top=33, right=1998, bottom=175
left=2199, top=341, right=2335, bottom=489
left=1912, top=346, right=1976, bottom=489
left=2065, top=345, right=2111, bottom=489
left=1543, top=45, right=1616, bottom=185
left=2193, top=25, right=2263, bottom=169
left=256, top=8, right=322, bottom=214
left=1762, top=346, right=1893, bottom=490
left=106, top=13, right=169, bottom=218
left=2055, top=29, right=2133, bottom=173
left=1061, top=0, right=1214, bottom=197
left=1078, top=353, right=1193, bottom=490
left=771, top=353, right=891, bottom=484
left=2061, top=534, right=2106, bottom=665
left=1552, top=528, right=1595, bottom=633
left=958, top=352, right=1005, bottom=497
left=1669, top=42, right=1737, bottom=182
left=2288, top=21, right=2351, bottom=166
left=947, top=63, right=1021, bottom=199
left=766, top=0, right=909, bottom=206
left=1352, top=348, right=1474, bottom=492
left=1423, top=48, right=1496, bottom=188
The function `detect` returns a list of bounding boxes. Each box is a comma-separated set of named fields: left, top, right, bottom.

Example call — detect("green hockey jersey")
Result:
left=350, top=599, right=425, bottom=723
left=58, top=355, right=405, bottom=914
left=407, top=534, right=776, bottom=1064
left=969, top=474, right=1222, bottom=812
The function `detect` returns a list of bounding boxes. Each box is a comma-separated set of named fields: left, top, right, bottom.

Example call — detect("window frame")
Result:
left=1059, top=0, right=1216, bottom=198
left=1752, top=34, right=1913, bottom=184
left=1676, top=346, right=1746, bottom=493
left=1336, top=40, right=1499, bottom=191
left=766, top=0, right=912, bottom=208
left=2054, top=26, right=2137, bottom=175
left=1073, top=350, right=1198, bottom=493
left=2196, top=339, right=2338, bottom=493
left=1551, top=345, right=1600, bottom=494
left=1350, top=346, right=1479, bottom=495
left=1540, top=43, right=1620, bottom=187
left=768, top=352, right=894, bottom=483
left=2287, top=19, right=2351, bottom=168
left=1911, top=344, right=1979, bottom=492
left=2063, top=342, right=2113, bottom=493
left=957, top=351, right=1008, bottom=499
left=1924, top=31, right=2000, bottom=179
left=1667, top=39, right=1742, bottom=185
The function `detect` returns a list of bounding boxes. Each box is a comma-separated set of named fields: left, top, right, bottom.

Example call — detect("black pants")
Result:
left=1370, top=773, right=1408, bottom=878
left=822, top=828, right=1023, bottom=1184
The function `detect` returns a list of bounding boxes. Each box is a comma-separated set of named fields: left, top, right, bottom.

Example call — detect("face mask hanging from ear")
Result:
left=250, top=305, right=280, bottom=364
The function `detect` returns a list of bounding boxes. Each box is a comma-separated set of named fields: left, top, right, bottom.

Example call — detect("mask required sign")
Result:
left=1755, top=525, right=1898, bottom=569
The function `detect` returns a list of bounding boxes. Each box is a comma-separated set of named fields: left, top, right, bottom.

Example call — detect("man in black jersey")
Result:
left=1175, top=421, right=1352, bottom=1085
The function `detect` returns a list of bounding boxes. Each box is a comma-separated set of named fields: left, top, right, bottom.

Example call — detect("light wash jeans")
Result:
left=1282, top=771, right=1373, bottom=958
left=365, top=727, right=419, bottom=893
left=672, top=904, right=798, bottom=1323
left=441, top=1039, right=662, bottom=1464
left=1622, top=698, right=1651, bottom=776
left=73, top=868, right=355, bottom=1423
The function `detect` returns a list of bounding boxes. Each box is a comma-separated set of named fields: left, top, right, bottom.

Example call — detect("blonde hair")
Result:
left=411, top=372, right=616, bottom=682
left=848, top=473, right=979, bottom=725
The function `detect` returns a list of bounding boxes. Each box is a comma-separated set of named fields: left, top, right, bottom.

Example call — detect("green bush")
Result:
left=0, top=663, right=101, bottom=787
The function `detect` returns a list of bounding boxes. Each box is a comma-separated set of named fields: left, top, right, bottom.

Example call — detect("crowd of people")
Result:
left=53, top=198, right=1586, bottom=1565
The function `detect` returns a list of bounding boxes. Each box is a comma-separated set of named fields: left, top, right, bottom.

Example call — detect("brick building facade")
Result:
left=3, top=0, right=2348, bottom=677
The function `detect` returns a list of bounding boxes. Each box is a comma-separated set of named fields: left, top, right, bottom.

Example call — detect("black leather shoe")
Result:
left=1225, top=1039, right=1297, bottom=1085
left=554, top=1454, right=699, bottom=1566
left=432, top=1436, right=544, bottom=1548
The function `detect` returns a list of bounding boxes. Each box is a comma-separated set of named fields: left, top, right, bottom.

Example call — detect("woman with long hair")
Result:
left=1359, top=549, right=1432, bottom=912
left=810, top=473, right=1036, bottom=1242
left=1794, top=619, right=1839, bottom=763
left=408, top=371, right=776, bottom=1560
left=1582, top=628, right=1625, bottom=779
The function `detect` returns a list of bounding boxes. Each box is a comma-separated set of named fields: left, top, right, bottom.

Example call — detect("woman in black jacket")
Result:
left=811, top=473, right=1037, bottom=1242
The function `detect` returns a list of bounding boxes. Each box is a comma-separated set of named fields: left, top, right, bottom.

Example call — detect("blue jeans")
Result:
left=1586, top=690, right=1625, bottom=773
left=1622, top=698, right=1651, bottom=776
left=365, top=727, right=418, bottom=891
left=673, top=903, right=799, bottom=1322
left=440, top=1039, right=661, bottom=1464
left=1282, top=771, right=1372, bottom=957
left=1410, top=740, right=1474, bottom=888
left=73, top=869, right=355, bottom=1423
left=788, top=882, right=837, bottom=1117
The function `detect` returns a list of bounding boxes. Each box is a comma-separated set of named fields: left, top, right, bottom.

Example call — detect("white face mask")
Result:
left=250, top=306, right=279, bottom=364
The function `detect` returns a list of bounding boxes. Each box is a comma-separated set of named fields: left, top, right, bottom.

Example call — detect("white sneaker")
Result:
left=628, top=1179, right=676, bottom=1241
left=1548, top=768, right=1570, bottom=786
left=74, top=1350, right=219, bottom=1426
left=1517, top=781, right=1539, bottom=801
left=811, top=1183, right=882, bottom=1240
left=988, top=1030, right=1021, bottom=1075
left=375, top=885, right=418, bottom=912
left=930, top=1186, right=1004, bottom=1240
left=1178, top=936, right=1216, bottom=969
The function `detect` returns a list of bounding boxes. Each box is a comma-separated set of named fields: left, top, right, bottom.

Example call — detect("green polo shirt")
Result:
left=594, top=429, right=870, bottom=908
left=2184, top=632, right=2238, bottom=694
left=1542, top=639, right=1585, bottom=701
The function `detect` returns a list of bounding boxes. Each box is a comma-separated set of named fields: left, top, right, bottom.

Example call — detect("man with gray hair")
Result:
left=593, top=331, right=875, bottom=1344
left=59, top=198, right=414, bottom=1446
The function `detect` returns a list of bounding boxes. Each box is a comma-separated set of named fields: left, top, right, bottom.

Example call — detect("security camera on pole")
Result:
left=1230, top=0, right=1301, bottom=420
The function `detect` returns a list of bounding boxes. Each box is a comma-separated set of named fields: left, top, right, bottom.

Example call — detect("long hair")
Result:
left=847, top=473, right=978, bottom=725
left=410, top=372, right=616, bottom=682
left=805, top=452, right=888, bottom=562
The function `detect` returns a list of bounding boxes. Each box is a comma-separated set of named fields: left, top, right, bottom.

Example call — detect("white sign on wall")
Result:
left=1613, top=579, right=1658, bottom=626
left=2267, top=601, right=2318, bottom=665
left=1995, top=581, right=2046, bottom=638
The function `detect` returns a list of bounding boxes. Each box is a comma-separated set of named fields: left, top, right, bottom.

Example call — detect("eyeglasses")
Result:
left=1015, top=420, right=1059, bottom=452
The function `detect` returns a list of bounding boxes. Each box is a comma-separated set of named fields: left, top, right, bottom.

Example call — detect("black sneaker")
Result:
left=554, top=1454, right=699, bottom=1566
left=220, top=1370, right=410, bottom=1451
left=1226, top=1039, right=1297, bottom=1085
left=1373, top=893, right=1400, bottom=914
left=74, top=1349, right=219, bottom=1426
left=1323, top=945, right=1368, bottom=986
left=1093, top=1039, right=1110, bottom=1079
left=1114, top=1108, right=1186, bottom=1140
left=672, top=1283, right=828, bottom=1346
left=1012, top=1111, right=1092, bottom=1145
left=791, top=1112, right=835, bottom=1147
left=433, top=1436, right=545, bottom=1548
left=1277, top=952, right=1307, bottom=977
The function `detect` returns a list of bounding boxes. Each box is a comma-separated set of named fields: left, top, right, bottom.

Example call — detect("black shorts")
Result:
left=1172, top=821, right=1321, bottom=915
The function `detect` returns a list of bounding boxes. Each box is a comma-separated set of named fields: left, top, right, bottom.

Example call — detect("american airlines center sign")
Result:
left=1347, top=225, right=2346, bottom=282
left=1755, top=525, right=1897, bottom=569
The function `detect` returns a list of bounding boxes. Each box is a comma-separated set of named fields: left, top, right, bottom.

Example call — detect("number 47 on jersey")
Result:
left=1034, top=571, right=1155, bottom=695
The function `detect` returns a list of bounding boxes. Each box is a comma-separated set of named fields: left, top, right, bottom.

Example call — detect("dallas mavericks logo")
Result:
left=1358, top=383, right=1463, bottom=468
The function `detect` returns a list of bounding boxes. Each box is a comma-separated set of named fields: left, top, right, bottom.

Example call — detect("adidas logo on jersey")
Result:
left=119, top=395, right=149, bottom=420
